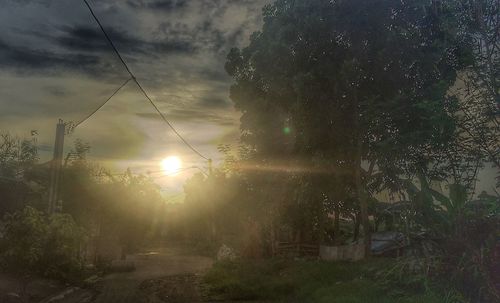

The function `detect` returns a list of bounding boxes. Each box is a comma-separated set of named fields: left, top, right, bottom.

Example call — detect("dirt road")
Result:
left=54, top=247, right=213, bottom=303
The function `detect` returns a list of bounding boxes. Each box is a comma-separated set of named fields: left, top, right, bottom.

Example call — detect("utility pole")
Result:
left=48, top=119, right=65, bottom=214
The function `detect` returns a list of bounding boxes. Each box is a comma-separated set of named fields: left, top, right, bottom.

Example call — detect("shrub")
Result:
left=0, top=206, right=86, bottom=283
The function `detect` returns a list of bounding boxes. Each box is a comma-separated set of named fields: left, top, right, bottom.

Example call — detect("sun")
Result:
left=161, top=156, right=182, bottom=175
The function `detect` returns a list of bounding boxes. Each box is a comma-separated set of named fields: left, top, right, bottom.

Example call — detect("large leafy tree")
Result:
left=226, top=0, right=468, bottom=253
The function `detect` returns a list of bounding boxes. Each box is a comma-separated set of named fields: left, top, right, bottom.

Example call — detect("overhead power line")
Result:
left=151, top=166, right=202, bottom=179
left=133, top=79, right=209, bottom=160
left=74, top=77, right=132, bottom=128
left=82, top=0, right=209, bottom=161
left=147, top=165, right=209, bottom=177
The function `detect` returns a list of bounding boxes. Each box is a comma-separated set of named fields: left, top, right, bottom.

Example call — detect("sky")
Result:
left=0, top=0, right=496, bottom=197
left=0, top=0, right=271, bottom=193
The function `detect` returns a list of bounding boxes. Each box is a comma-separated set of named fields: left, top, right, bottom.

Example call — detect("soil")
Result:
left=14, top=246, right=264, bottom=303
left=44, top=246, right=215, bottom=303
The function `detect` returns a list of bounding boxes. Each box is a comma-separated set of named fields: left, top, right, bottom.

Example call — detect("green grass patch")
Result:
left=202, top=258, right=449, bottom=302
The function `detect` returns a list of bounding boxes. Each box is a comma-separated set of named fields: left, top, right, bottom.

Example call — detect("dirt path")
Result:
left=56, top=247, right=213, bottom=303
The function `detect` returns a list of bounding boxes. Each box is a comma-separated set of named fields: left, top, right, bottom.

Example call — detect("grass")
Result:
left=202, top=258, right=450, bottom=303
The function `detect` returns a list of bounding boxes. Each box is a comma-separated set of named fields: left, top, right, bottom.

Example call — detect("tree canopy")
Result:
left=225, top=0, right=473, bottom=253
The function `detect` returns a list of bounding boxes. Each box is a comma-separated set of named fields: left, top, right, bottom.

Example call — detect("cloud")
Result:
left=44, top=85, right=69, bottom=97
left=198, top=96, right=231, bottom=108
left=154, top=14, right=251, bottom=56
left=0, top=0, right=272, bottom=178
left=0, top=0, right=271, bottom=80
left=82, top=124, right=148, bottom=159
left=126, top=0, right=188, bottom=12
left=0, top=0, right=52, bottom=7
left=56, top=25, right=196, bottom=55
left=136, top=108, right=238, bottom=127
left=0, top=38, right=104, bottom=75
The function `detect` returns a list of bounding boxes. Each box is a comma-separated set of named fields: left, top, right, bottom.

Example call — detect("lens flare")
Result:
left=161, top=156, right=182, bottom=175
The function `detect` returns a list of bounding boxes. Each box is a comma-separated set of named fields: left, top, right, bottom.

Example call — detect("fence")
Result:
left=274, top=242, right=319, bottom=257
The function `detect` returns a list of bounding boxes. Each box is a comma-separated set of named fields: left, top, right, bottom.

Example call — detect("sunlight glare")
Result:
left=161, top=156, right=182, bottom=175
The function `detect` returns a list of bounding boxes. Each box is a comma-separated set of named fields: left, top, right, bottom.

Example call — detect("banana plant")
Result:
left=427, top=184, right=467, bottom=218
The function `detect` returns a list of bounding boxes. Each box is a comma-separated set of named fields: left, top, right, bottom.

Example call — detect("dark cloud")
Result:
left=56, top=25, right=196, bottom=55
left=126, top=0, right=187, bottom=12
left=0, top=22, right=196, bottom=78
left=56, top=26, right=116, bottom=53
left=136, top=109, right=237, bottom=126
left=0, top=38, right=103, bottom=75
left=1, top=0, right=269, bottom=79
left=155, top=19, right=244, bottom=55
left=0, top=0, right=52, bottom=7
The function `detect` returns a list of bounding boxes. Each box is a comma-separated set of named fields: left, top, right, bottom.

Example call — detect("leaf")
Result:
left=448, top=184, right=467, bottom=210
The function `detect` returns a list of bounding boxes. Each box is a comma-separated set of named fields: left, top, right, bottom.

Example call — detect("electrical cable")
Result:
left=74, top=77, right=132, bottom=128
left=82, top=0, right=209, bottom=161
left=151, top=166, right=208, bottom=178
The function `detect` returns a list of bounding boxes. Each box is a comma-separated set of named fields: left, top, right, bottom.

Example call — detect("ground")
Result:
left=30, top=246, right=265, bottom=303
left=50, top=246, right=214, bottom=303
left=0, top=273, right=66, bottom=303
left=1, top=247, right=452, bottom=303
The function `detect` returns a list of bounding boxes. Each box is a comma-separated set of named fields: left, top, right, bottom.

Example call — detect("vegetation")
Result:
left=0, top=0, right=498, bottom=302
left=203, top=258, right=451, bottom=303
left=0, top=134, right=165, bottom=285
left=0, top=206, right=85, bottom=299
left=178, top=0, right=500, bottom=301
left=60, top=144, right=164, bottom=257
left=0, top=133, right=41, bottom=214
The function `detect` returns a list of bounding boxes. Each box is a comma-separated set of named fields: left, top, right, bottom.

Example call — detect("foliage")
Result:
left=0, top=133, right=41, bottom=215
left=224, top=0, right=473, bottom=253
left=0, top=133, right=38, bottom=178
left=203, top=258, right=450, bottom=303
left=438, top=0, right=500, bottom=191
left=203, top=259, right=294, bottom=300
left=178, top=170, right=246, bottom=254
left=59, top=140, right=165, bottom=255
left=216, top=1, right=498, bottom=300
left=0, top=135, right=166, bottom=269
left=0, top=206, right=85, bottom=282
left=379, top=180, right=500, bottom=302
left=227, top=0, right=467, bottom=171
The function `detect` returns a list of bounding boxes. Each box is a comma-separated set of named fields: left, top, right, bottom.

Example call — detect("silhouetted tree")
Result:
left=226, top=0, right=469, bottom=254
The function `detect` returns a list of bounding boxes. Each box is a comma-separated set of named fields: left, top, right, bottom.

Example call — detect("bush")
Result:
left=203, top=259, right=295, bottom=300
left=0, top=206, right=86, bottom=283
left=203, top=258, right=448, bottom=303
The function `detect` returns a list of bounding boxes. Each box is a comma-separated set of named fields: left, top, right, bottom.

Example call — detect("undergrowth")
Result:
left=202, top=258, right=461, bottom=302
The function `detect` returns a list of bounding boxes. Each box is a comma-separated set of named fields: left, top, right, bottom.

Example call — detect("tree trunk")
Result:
left=353, top=90, right=371, bottom=257
left=355, top=159, right=371, bottom=257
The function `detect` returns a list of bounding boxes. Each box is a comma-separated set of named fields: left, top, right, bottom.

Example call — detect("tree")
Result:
left=0, top=207, right=85, bottom=299
left=0, top=133, right=38, bottom=178
left=226, top=0, right=468, bottom=254
left=0, top=132, right=40, bottom=215
left=446, top=0, right=499, bottom=189
left=59, top=140, right=165, bottom=259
